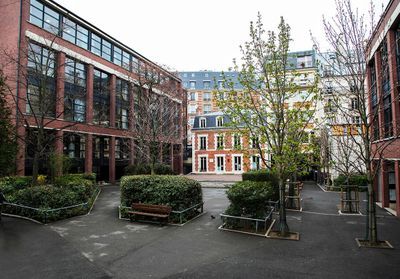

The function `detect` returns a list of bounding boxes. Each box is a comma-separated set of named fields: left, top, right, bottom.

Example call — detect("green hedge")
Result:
left=124, top=163, right=175, bottom=175
left=225, top=181, right=278, bottom=219
left=0, top=173, right=98, bottom=222
left=120, top=175, right=202, bottom=211
left=334, top=174, right=368, bottom=187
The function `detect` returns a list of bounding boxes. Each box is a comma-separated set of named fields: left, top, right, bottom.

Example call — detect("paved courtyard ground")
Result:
left=1, top=182, right=400, bottom=278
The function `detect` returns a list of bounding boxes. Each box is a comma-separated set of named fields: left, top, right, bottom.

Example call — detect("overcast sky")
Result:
left=54, top=0, right=389, bottom=71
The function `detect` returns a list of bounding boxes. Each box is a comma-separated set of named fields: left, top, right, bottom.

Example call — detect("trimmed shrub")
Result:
left=120, top=175, right=202, bottom=211
left=242, top=170, right=279, bottom=192
left=225, top=181, right=278, bottom=218
left=124, top=163, right=175, bottom=175
left=334, top=174, right=368, bottom=187
left=0, top=173, right=98, bottom=223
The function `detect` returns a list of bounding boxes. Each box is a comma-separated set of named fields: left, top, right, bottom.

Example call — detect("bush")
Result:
left=334, top=174, right=368, bottom=187
left=225, top=181, right=278, bottom=218
left=242, top=170, right=279, bottom=191
left=0, top=173, right=98, bottom=222
left=124, top=163, right=175, bottom=175
left=120, top=175, right=202, bottom=211
left=0, top=176, right=32, bottom=194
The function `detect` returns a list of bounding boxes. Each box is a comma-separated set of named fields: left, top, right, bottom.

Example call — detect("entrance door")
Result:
left=251, top=156, right=260, bottom=170
left=233, top=156, right=242, bottom=172
left=216, top=156, right=224, bottom=173
left=199, top=157, right=207, bottom=172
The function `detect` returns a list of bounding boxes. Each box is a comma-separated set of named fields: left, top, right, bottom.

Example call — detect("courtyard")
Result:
left=1, top=182, right=399, bottom=279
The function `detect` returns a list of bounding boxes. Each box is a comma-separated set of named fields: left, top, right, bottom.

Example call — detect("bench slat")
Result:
left=128, top=211, right=169, bottom=218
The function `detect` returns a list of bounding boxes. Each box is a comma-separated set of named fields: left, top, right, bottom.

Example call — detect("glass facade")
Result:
left=116, top=78, right=129, bottom=129
left=93, top=69, right=110, bottom=126
left=27, top=42, right=56, bottom=117
left=64, top=57, right=86, bottom=122
left=29, top=1, right=140, bottom=70
left=30, top=0, right=60, bottom=34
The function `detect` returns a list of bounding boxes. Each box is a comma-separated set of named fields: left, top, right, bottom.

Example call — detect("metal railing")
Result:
left=220, top=203, right=276, bottom=233
left=119, top=201, right=205, bottom=225
left=2, top=187, right=100, bottom=224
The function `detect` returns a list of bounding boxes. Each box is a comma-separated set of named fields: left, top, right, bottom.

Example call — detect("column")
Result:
left=109, top=136, right=116, bottom=184
left=56, top=52, right=65, bottom=119
left=85, top=134, right=93, bottom=174
left=16, top=126, right=25, bottom=175
left=395, top=161, right=400, bottom=216
left=86, top=65, right=94, bottom=124
left=381, top=161, right=389, bottom=207
left=55, top=130, right=64, bottom=176
left=110, top=75, right=116, bottom=128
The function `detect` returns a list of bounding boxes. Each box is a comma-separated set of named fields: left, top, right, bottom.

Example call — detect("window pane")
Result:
left=91, top=33, right=101, bottom=56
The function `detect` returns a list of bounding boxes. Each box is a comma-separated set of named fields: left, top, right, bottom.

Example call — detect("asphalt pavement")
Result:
left=1, top=182, right=400, bottom=278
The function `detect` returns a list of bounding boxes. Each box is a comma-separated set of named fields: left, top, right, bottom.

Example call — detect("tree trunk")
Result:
left=278, top=178, right=289, bottom=236
left=32, top=151, right=40, bottom=184
left=366, top=184, right=378, bottom=244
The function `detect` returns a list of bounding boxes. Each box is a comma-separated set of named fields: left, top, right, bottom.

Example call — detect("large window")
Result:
left=93, top=69, right=110, bottom=126
left=297, top=55, right=313, bottom=68
left=29, top=0, right=60, bottom=34
left=199, top=136, right=207, bottom=150
left=64, top=57, right=86, bottom=122
left=370, top=61, right=379, bottom=140
left=203, top=92, right=211, bottom=101
left=29, top=0, right=143, bottom=73
left=233, top=134, right=241, bottom=149
left=203, top=104, right=211, bottom=114
left=381, top=40, right=391, bottom=96
left=62, top=17, right=89, bottom=50
left=27, top=42, right=56, bottom=117
left=199, top=156, right=207, bottom=172
left=216, top=135, right=224, bottom=149
left=116, top=78, right=129, bottom=129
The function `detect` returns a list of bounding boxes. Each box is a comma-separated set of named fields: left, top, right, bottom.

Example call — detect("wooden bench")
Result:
left=128, top=203, right=172, bottom=225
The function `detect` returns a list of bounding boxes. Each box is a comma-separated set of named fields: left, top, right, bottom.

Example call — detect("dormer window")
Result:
left=200, top=117, right=206, bottom=128
left=216, top=116, right=224, bottom=127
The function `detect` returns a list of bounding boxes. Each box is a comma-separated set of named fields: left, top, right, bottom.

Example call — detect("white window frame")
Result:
left=233, top=154, right=243, bottom=173
left=199, top=117, right=207, bottom=128
left=198, top=155, right=208, bottom=172
left=232, top=134, right=242, bottom=149
left=215, top=133, right=224, bottom=150
left=216, top=116, right=224, bottom=127
left=197, top=134, right=208, bottom=150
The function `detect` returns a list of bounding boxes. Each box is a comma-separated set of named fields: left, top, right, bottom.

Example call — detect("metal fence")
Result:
left=2, top=188, right=100, bottom=224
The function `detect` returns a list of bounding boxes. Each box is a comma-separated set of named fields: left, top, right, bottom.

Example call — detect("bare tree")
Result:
left=1, top=29, right=80, bottom=183
left=312, top=0, right=398, bottom=245
left=217, top=14, right=319, bottom=237
left=125, top=62, right=183, bottom=174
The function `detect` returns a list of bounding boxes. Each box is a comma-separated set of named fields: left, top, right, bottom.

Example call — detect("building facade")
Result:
left=191, top=50, right=321, bottom=174
left=0, top=0, right=185, bottom=182
left=191, top=112, right=266, bottom=174
left=317, top=52, right=366, bottom=180
left=179, top=71, right=243, bottom=144
left=366, top=0, right=400, bottom=217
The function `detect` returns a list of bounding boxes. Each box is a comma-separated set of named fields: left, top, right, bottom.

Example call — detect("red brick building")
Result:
left=0, top=0, right=186, bottom=182
left=366, top=0, right=400, bottom=216
left=191, top=112, right=267, bottom=174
